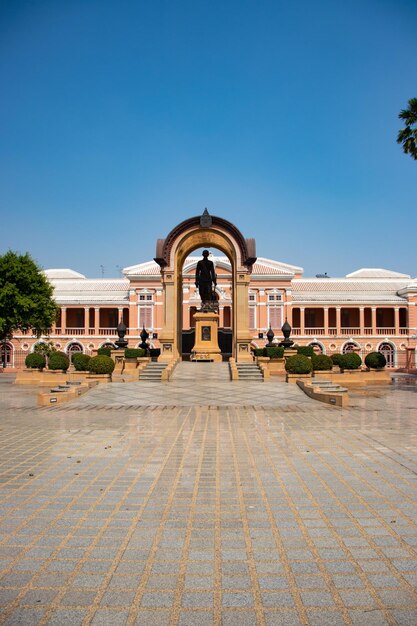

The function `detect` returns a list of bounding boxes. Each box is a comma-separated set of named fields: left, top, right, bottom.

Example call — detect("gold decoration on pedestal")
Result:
left=191, top=311, right=222, bottom=362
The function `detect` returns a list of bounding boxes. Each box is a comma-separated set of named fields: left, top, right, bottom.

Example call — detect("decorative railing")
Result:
left=284, top=327, right=411, bottom=338
left=64, top=327, right=85, bottom=335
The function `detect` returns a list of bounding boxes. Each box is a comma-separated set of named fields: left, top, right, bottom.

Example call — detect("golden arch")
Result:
left=154, top=213, right=256, bottom=362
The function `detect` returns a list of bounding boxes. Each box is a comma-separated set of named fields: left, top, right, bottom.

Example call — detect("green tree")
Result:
left=0, top=251, right=58, bottom=340
left=397, top=98, right=417, bottom=160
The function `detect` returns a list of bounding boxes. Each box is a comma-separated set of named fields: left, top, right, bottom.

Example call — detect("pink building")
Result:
left=3, top=255, right=417, bottom=370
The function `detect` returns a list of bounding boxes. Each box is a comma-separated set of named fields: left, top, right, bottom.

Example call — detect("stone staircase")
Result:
left=235, top=363, right=264, bottom=381
left=139, top=362, right=169, bottom=381
left=310, top=380, right=348, bottom=393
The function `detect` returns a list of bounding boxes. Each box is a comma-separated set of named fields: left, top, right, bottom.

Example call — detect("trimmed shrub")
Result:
left=365, top=351, right=387, bottom=369
left=88, top=355, right=115, bottom=374
left=71, top=353, right=91, bottom=371
left=25, top=353, right=46, bottom=369
left=331, top=353, right=343, bottom=367
left=297, top=346, right=315, bottom=357
left=149, top=348, right=161, bottom=359
left=339, top=352, right=362, bottom=370
left=124, top=348, right=146, bottom=359
left=97, top=347, right=112, bottom=357
left=254, top=348, right=264, bottom=357
left=311, top=354, right=333, bottom=371
left=285, top=355, right=312, bottom=375
left=48, top=352, right=69, bottom=371
left=265, top=346, right=284, bottom=359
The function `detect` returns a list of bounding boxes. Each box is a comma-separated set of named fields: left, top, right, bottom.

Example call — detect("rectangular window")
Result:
left=268, top=306, right=281, bottom=329
left=249, top=306, right=256, bottom=329
left=249, top=294, right=256, bottom=301
left=139, top=306, right=153, bottom=329
left=268, top=294, right=282, bottom=301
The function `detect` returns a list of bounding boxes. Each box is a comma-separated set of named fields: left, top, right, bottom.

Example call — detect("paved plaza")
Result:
left=1, top=367, right=417, bottom=626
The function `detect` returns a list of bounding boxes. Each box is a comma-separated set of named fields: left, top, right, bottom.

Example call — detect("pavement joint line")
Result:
left=240, top=405, right=340, bottom=626
left=123, top=407, right=202, bottom=626
left=258, top=410, right=416, bottom=624
left=0, top=442, right=127, bottom=547
left=0, top=450, right=131, bottom=625
left=214, top=409, right=222, bottom=626
left=227, top=407, right=266, bottom=626
left=302, top=428, right=417, bottom=553
left=309, top=430, right=417, bottom=534
left=323, top=427, right=417, bottom=499
left=0, top=407, right=191, bottom=626
left=1, top=374, right=417, bottom=623
left=0, top=434, right=119, bottom=510
left=168, top=407, right=210, bottom=625
left=252, top=412, right=384, bottom=624
left=47, top=406, right=194, bottom=626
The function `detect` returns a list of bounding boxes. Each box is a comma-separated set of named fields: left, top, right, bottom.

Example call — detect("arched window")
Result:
left=343, top=342, right=359, bottom=354
left=67, top=342, right=84, bottom=361
left=0, top=343, right=13, bottom=368
left=379, top=342, right=395, bottom=368
left=308, top=342, right=324, bottom=354
left=101, top=342, right=116, bottom=350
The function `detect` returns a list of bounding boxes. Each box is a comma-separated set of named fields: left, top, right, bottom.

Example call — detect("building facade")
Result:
left=3, top=256, right=417, bottom=369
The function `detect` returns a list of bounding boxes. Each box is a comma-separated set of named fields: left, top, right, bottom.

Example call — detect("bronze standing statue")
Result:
left=195, top=250, right=217, bottom=307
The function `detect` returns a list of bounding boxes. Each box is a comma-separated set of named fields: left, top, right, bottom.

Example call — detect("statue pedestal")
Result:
left=191, top=311, right=222, bottom=362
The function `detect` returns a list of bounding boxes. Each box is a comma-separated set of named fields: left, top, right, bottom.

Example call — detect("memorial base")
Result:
left=191, top=311, right=222, bottom=362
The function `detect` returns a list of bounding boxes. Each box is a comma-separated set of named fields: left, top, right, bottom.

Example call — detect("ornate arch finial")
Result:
left=200, top=208, right=212, bottom=227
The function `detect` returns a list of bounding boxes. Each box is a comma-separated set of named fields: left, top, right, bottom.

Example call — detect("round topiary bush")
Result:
left=97, top=347, right=112, bottom=357
left=339, top=352, right=362, bottom=370
left=285, top=354, right=312, bottom=375
left=124, top=348, right=146, bottom=359
left=331, top=353, right=344, bottom=367
left=48, top=352, right=69, bottom=371
left=311, top=354, right=333, bottom=371
left=365, top=351, right=387, bottom=369
left=71, top=353, right=91, bottom=371
left=25, top=353, right=46, bottom=369
left=297, top=346, right=315, bottom=357
left=88, top=355, right=115, bottom=374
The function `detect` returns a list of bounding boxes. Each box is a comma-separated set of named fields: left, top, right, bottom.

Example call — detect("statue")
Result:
left=195, top=250, right=217, bottom=308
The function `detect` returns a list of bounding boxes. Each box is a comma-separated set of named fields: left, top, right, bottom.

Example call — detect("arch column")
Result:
left=235, top=271, right=252, bottom=361
left=158, top=270, right=177, bottom=361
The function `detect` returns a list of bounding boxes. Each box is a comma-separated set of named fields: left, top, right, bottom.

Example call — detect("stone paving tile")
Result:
left=1, top=373, right=417, bottom=624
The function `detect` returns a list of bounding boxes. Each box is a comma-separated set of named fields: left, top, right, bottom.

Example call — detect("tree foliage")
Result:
left=397, top=98, right=417, bottom=160
left=0, top=251, right=58, bottom=340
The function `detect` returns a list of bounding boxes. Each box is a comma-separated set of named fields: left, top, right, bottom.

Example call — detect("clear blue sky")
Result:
left=1, top=0, right=416, bottom=278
